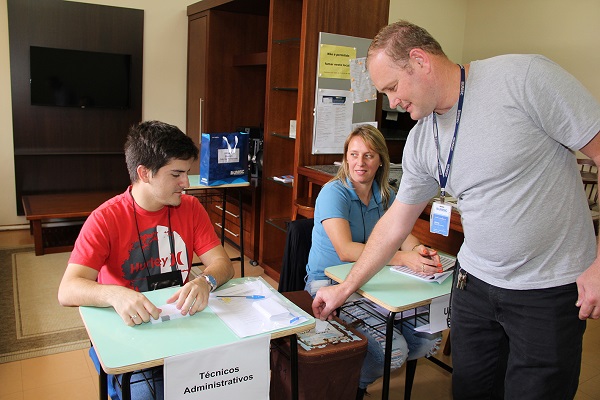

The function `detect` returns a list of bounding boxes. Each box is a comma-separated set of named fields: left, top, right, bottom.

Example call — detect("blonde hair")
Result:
left=333, top=125, right=393, bottom=209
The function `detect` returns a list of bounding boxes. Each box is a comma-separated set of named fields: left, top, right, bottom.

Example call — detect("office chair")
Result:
left=578, top=158, right=599, bottom=235
left=278, top=218, right=314, bottom=292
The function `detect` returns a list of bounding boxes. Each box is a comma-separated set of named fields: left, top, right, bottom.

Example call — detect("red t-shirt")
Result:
left=69, top=188, right=220, bottom=292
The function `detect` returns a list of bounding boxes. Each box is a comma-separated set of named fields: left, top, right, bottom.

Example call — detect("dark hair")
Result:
left=124, top=120, right=199, bottom=182
left=367, top=20, right=446, bottom=70
left=333, top=124, right=393, bottom=209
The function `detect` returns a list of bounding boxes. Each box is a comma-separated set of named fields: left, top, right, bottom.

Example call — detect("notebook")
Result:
left=390, top=252, right=456, bottom=284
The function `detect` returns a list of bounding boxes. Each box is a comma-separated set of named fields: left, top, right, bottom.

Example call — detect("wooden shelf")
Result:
left=267, top=177, right=293, bottom=188
left=272, top=87, right=298, bottom=92
left=273, top=38, right=300, bottom=45
left=233, top=51, right=267, bottom=66
left=266, top=218, right=290, bottom=233
left=270, top=132, right=295, bottom=140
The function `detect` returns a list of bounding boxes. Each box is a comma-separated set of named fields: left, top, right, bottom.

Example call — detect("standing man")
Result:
left=59, top=120, right=234, bottom=399
left=312, top=20, right=600, bottom=399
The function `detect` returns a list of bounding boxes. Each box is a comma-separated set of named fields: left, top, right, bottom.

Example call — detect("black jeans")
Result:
left=451, top=263, right=586, bottom=400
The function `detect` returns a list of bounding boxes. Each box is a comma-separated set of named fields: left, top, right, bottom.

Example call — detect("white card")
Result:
left=150, top=303, right=189, bottom=324
left=251, top=298, right=289, bottom=320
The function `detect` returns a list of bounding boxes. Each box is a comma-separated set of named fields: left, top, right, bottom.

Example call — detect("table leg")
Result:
left=121, top=372, right=132, bottom=400
left=290, top=334, right=299, bottom=400
left=382, top=311, right=397, bottom=400
left=238, top=188, right=245, bottom=277
left=99, top=369, right=108, bottom=400
left=31, top=220, right=44, bottom=256
left=221, top=189, right=227, bottom=247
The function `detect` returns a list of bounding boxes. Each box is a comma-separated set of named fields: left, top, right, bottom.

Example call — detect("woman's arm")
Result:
left=322, top=217, right=366, bottom=262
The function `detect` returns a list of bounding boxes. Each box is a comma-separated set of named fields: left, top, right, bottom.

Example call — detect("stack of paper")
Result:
left=209, top=279, right=307, bottom=337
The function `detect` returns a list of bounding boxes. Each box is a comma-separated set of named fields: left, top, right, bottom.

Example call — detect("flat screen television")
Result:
left=30, top=46, right=131, bottom=109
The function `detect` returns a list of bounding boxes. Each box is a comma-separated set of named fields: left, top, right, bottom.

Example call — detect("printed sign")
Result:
left=164, top=334, right=270, bottom=400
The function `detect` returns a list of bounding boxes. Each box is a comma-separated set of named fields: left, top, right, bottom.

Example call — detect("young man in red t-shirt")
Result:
left=58, top=120, right=234, bottom=399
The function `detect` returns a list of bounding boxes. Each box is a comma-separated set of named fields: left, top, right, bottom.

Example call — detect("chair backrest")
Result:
left=278, top=218, right=314, bottom=293
left=578, top=158, right=598, bottom=208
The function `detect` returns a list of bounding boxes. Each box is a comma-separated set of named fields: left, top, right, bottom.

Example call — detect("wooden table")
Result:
left=22, top=191, right=120, bottom=256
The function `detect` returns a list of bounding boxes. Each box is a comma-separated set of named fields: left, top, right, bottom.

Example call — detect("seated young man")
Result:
left=58, top=120, right=234, bottom=399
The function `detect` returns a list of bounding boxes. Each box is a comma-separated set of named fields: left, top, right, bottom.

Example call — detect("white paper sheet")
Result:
left=209, top=280, right=307, bottom=337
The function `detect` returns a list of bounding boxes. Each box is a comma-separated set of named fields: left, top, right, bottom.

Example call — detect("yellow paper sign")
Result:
left=319, top=44, right=357, bottom=80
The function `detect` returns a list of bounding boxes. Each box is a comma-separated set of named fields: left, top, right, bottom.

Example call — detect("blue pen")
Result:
left=289, top=315, right=301, bottom=324
left=216, top=295, right=265, bottom=299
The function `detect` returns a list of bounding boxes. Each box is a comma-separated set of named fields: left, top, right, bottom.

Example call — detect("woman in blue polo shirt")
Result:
left=305, top=124, right=442, bottom=398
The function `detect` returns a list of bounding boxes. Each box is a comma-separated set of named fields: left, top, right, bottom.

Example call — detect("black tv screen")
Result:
left=30, top=46, right=131, bottom=109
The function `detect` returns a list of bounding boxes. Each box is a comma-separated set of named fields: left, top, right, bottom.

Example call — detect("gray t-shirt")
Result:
left=397, top=54, right=600, bottom=290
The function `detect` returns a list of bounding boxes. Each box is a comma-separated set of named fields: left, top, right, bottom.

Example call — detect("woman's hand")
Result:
left=398, top=245, right=442, bottom=275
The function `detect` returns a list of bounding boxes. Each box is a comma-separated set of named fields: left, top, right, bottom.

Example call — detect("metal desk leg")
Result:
left=99, top=369, right=108, bottom=400
left=382, top=311, right=397, bottom=400
left=238, top=188, right=245, bottom=277
left=221, top=189, right=227, bottom=247
left=121, top=372, right=132, bottom=400
left=221, top=188, right=245, bottom=277
left=290, top=334, right=299, bottom=400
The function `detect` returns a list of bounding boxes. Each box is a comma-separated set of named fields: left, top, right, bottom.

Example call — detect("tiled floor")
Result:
left=1, top=229, right=600, bottom=399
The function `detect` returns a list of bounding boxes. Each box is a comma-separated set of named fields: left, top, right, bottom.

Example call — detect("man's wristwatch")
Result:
left=200, top=274, right=217, bottom=292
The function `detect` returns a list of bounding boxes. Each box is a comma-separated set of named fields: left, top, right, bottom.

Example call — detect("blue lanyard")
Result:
left=433, top=64, right=465, bottom=203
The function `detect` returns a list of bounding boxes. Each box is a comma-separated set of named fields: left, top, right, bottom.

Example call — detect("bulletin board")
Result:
left=312, top=32, right=377, bottom=154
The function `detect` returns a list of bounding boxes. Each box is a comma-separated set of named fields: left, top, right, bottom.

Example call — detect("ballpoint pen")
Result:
left=216, top=295, right=265, bottom=299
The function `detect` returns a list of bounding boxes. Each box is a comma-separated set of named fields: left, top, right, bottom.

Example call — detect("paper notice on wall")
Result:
left=318, top=44, right=356, bottom=79
left=312, top=88, right=353, bottom=154
left=350, top=57, right=376, bottom=104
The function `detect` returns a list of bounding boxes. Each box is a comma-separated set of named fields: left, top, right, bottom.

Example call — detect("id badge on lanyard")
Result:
left=430, top=201, right=452, bottom=236
left=430, top=64, right=465, bottom=236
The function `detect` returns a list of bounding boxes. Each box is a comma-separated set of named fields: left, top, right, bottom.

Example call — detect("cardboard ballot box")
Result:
left=270, top=291, right=367, bottom=400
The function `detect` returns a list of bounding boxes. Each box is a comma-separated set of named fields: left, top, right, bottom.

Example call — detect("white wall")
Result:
left=389, top=0, right=600, bottom=102
left=463, top=0, right=600, bottom=101
left=388, top=0, right=468, bottom=64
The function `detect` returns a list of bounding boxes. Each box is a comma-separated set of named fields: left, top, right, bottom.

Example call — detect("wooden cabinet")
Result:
left=259, top=0, right=303, bottom=275
left=187, top=0, right=389, bottom=280
left=186, top=1, right=269, bottom=262
left=260, top=0, right=390, bottom=277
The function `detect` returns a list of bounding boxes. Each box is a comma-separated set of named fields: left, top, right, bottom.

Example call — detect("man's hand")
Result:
left=403, top=245, right=442, bottom=275
left=111, top=287, right=161, bottom=326
left=312, top=284, right=350, bottom=320
left=576, top=261, right=600, bottom=320
left=166, top=277, right=211, bottom=317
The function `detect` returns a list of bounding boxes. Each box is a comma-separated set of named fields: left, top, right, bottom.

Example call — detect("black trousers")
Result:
left=451, top=264, right=586, bottom=400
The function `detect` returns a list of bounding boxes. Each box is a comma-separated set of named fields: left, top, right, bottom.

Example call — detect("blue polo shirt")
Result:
left=305, top=178, right=396, bottom=282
